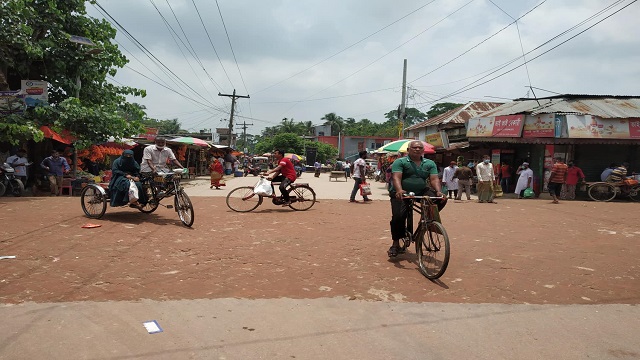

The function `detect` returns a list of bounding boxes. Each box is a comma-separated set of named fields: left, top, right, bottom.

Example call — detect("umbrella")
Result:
left=397, top=140, right=436, bottom=154
left=376, top=139, right=435, bottom=154
left=169, top=136, right=210, bottom=147
left=284, top=153, right=304, bottom=162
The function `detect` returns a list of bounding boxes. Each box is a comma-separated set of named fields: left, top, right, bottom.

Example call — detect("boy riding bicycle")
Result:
left=264, top=149, right=297, bottom=206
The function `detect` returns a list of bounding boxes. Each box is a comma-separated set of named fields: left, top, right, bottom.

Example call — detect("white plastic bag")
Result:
left=128, top=179, right=139, bottom=202
left=253, top=178, right=273, bottom=196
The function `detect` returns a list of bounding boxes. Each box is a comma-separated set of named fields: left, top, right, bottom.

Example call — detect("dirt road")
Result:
left=1, top=195, right=638, bottom=305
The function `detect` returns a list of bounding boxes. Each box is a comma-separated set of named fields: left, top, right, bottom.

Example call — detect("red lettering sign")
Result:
left=492, top=115, right=524, bottom=137
left=629, top=118, right=640, bottom=139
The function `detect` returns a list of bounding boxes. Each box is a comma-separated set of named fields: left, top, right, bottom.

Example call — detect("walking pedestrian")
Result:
left=475, top=155, right=496, bottom=203
left=453, top=162, right=473, bottom=200
left=349, top=151, right=372, bottom=203
left=548, top=157, right=568, bottom=204
left=442, top=161, right=458, bottom=199
left=40, top=150, right=70, bottom=196
left=209, top=158, right=225, bottom=189
left=500, top=162, right=512, bottom=194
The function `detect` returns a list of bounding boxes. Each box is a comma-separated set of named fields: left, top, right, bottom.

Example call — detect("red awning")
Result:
left=40, top=126, right=75, bottom=145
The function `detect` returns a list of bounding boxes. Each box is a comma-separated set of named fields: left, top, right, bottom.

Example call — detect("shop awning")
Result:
left=40, top=126, right=75, bottom=145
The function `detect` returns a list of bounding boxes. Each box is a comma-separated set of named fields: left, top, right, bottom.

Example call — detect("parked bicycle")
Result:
left=587, top=180, right=640, bottom=202
left=397, top=194, right=450, bottom=279
left=80, top=169, right=194, bottom=227
left=226, top=176, right=316, bottom=212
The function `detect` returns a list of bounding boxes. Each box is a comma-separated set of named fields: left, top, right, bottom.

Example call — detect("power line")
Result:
left=253, top=87, right=400, bottom=104
left=215, top=0, right=249, bottom=96
left=417, top=0, right=637, bottom=108
left=190, top=0, right=235, bottom=89
left=253, top=0, right=437, bottom=94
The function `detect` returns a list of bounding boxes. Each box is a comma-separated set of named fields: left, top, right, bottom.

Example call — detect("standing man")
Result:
left=7, top=149, right=29, bottom=186
left=514, top=162, right=534, bottom=198
left=562, top=160, right=585, bottom=200
left=40, top=150, right=70, bottom=196
left=314, top=160, right=321, bottom=177
left=442, top=161, right=458, bottom=199
left=548, top=157, right=568, bottom=204
left=349, top=151, right=372, bottom=203
left=453, top=162, right=473, bottom=201
left=500, top=161, right=512, bottom=194
left=475, top=155, right=496, bottom=203
left=265, top=149, right=297, bottom=206
left=140, top=137, right=183, bottom=175
left=387, top=140, right=445, bottom=257
left=344, top=160, right=351, bottom=178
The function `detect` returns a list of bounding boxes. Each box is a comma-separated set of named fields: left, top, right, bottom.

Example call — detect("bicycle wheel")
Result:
left=80, top=185, right=107, bottom=219
left=138, top=183, right=159, bottom=213
left=10, top=179, right=24, bottom=196
left=226, top=186, right=262, bottom=212
left=628, top=185, right=640, bottom=202
left=174, top=190, right=194, bottom=227
left=588, top=183, right=616, bottom=202
left=415, top=221, right=450, bottom=280
left=0, top=182, right=6, bottom=197
left=288, top=185, right=316, bottom=211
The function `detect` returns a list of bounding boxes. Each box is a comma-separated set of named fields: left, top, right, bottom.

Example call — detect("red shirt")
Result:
left=565, top=166, right=585, bottom=185
left=278, top=158, right=297, bottom=182
left=501, top=165, right=511, bottom=178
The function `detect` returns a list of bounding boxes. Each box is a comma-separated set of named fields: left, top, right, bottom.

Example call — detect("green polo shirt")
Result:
left=389, top=156, right=438, bottom=195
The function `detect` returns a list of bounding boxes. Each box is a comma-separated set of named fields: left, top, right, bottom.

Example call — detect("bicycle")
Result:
left=397, top=194, right=450, bottom=279
left=80, top=169, right=195, bottom=227
left=226, top=176, right=316, bottom=212
left=586, top=180, right=640, bottom=202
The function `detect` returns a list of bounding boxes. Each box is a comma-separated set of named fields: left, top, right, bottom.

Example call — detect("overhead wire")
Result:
left=415, top=0, right=637, bottom=108
left=253, top=0, right=438, bottom=95
left=190, top=0, right=235, bottom=89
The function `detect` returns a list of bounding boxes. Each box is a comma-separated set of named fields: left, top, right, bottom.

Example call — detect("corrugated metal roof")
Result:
left=406, top=101, right=504, bottom=130
left=480, top=96, right=640, bottom=118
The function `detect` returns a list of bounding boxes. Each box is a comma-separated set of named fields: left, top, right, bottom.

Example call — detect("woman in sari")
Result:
left=108, top=150, right=146, bottom=207
left=209, top=158, right=225, bottom=189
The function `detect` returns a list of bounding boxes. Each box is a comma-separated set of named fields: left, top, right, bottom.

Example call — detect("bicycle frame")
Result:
left=403, top=195, right=444, bottom=246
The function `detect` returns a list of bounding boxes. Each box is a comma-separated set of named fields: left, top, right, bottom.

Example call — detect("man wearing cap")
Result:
left=514, top=162, right=534, bottom=199
left=442, top=161, right=458, bottom=199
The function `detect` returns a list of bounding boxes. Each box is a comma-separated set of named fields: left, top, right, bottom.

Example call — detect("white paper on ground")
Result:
left=0, top=256, right=16, bottom=260
left=143, top=320, right=163, bottom=334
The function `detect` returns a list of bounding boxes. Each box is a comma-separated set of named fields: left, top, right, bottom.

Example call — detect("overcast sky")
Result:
left=87, top=0, right=640, bottom=135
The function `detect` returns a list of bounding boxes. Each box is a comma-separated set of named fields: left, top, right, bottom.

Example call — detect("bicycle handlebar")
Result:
left=401, top=194, right=446, bottom=200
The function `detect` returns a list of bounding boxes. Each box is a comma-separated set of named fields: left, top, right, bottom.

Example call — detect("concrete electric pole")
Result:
left=218, top=89, right=250, bottom=147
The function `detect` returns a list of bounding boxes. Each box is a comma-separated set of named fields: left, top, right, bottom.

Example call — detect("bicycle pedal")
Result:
left=166, top=205, right=173, bottom=209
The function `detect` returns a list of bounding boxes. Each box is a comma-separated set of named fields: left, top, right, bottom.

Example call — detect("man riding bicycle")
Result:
left=388, top=140, right=446, bottom=257
left=140, top=136, right=184, bottom=198
left=265, top=149, right=297, bottom=206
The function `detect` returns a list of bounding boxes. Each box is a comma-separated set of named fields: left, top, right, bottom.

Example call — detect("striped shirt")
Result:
left=549, top=162, right=568, bottom=183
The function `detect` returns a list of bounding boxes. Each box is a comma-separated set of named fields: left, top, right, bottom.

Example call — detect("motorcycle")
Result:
left=0, top=163, right=25, bottom=197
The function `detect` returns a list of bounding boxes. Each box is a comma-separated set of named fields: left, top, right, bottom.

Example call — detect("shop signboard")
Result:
left=492, top=115, right=524, bottom=137
left=491, top=149, right=500, bottom=166
left=523, top=114, right=554, bottom=138
left=21, top=80, right=49, bottom=107
left=0, top=91, right=26, bottom=114
left=142, top=127, right=158, bottom=140
left=566, top=115, right=640, bottom=139
left=466, top=117, right=494, bottom=137
left=424, top=131, right=449, bottom=149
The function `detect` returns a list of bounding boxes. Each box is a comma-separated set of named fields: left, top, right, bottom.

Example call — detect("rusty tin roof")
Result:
left=479, top=95, right=640, bottom=118
left=406, top=101, right=504, bottom=130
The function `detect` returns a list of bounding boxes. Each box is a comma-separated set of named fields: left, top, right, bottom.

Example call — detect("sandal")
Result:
left=387, top=246, right=400, bottom=257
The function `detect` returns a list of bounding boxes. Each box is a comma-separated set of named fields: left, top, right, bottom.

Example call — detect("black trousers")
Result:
left=272, top=175, right=292, bottom=202
left=389, top=189, right=447, bottom=241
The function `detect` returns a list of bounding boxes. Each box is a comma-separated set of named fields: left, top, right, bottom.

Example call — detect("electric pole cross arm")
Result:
left=218, top=89, right=250, bottom=146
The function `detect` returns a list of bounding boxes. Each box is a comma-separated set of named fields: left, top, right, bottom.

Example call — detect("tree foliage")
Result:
left=254, top=133, right=337, bottom=163
left=426, top=102, right=464, bottom=119
left=0, top=0, right=147, bottom=147
left=384, top=107, right=427, bottom=127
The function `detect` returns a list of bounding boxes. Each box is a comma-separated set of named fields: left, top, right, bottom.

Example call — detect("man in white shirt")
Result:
left=7, top=149, right=29, bottom=185
left=349, top=151, right=372, bottom=203
left=475, top=155, right=496, bottom=203
left=140, top=137, right=183, bottom=174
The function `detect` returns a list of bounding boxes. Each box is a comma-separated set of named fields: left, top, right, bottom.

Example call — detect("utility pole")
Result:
left=399, top=59, right=407, bottom=138
left=218, top=89, right=250, bottom=147
left=237, top=121, right=253, bottom=153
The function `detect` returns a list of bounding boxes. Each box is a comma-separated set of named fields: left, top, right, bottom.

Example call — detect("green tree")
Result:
left=426, top=102, right=463, bottom=119
left=321, top=112, right=344, bottom=136
left=0, top=0, right=147, bottom=147
left=384, top=107, right=427, bottom=127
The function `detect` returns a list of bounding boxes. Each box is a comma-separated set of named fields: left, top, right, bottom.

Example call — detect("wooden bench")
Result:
left=329, top=171, right=347, bottom=181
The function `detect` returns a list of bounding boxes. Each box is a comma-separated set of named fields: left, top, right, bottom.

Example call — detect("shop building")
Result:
left=467, top=94, right=640, bottom=194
